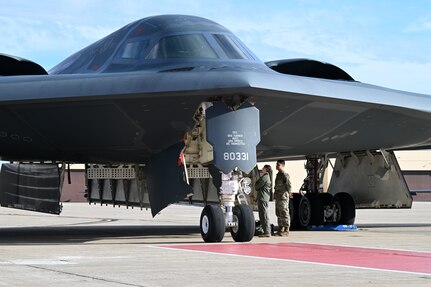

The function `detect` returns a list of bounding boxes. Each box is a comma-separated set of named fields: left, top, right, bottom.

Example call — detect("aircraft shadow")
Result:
left=0, top=225, right=203, bottom=245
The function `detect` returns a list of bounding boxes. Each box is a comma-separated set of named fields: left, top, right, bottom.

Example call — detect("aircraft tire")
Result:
left=319, top=192, right=333, bottom=205
left=298, top=195, right=312, bottom=228
left=333, top=192, right=356, bottom=225
left=200, top=205, right=225, bottom=242
left=318, top=193, right=333, bottom=224
left=299, top=193, right=325, bottom=227
left=308, top=193, right=324, bottom=226
left=289, top=193, right=302, bottom=229
left=230, top=204, right=255, bottom=242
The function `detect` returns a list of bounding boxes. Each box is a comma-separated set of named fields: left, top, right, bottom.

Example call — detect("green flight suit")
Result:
left=255, top=172, right=271, bottom=234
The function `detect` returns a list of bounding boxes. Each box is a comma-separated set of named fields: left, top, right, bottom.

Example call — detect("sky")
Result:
left=0, top=0, right=430, bottom=94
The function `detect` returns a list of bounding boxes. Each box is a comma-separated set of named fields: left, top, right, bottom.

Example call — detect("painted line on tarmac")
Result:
left=155, top=242, right=431, bottom=276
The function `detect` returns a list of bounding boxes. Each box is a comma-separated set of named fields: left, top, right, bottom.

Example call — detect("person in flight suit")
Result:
left=255, top=164, right=272, bottom=237
left=274, top=159, right=291, bottom=236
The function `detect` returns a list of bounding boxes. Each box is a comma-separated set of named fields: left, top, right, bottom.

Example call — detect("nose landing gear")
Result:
left=199, top=170, right=255, bottom=243
left=190, top=101, right=260, bottom=243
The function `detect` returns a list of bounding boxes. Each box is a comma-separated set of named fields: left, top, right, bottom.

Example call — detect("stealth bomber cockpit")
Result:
left=50, top=15, right=264, bottom=74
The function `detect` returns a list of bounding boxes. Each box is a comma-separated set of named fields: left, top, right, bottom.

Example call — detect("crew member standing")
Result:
left=274, top=159, right=291, bottom=236
left=255, top=165, right=272, bottom=237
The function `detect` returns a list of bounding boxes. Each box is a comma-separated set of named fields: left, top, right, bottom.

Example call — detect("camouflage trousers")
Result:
left=275, top=192, right=290, bottom=229
left=258, top=199, right=271, bottom=234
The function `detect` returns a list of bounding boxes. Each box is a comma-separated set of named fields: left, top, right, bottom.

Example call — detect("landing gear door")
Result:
left=0, top=163, right=62, bottom=214
left=206, top=102, right=260, bottom=174
left=328, top=151, right=413, bottom=208
left=146, top=142, right=193, bottom=217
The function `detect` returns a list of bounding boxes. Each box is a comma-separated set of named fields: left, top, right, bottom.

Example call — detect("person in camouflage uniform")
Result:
left=255, top=165, right=272, bottom=237
left=274, top=159, right=291, bottom=236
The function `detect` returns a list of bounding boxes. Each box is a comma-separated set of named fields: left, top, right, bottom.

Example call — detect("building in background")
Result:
left=397, top=151, right=431, bottom=201
left=61, top=167, right=86, bottom=202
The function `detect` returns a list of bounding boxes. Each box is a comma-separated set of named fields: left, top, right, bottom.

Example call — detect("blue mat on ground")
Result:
left=308, top=224, right=358, bottom=231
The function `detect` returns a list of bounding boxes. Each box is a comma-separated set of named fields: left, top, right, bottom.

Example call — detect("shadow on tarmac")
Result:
left=357, top=223, right=431, bottom=228
left=0, top=225, right=202, bottom=245
left=2, top=223, right=430, bottom=245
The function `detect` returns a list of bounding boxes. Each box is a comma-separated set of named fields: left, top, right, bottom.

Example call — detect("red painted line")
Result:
left=163, top=243, right=431, bottom=275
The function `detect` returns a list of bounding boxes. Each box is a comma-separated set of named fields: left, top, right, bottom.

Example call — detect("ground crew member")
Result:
left=255, top=165, right=272, bottom=237
left=274, top=159, right=291, bottom=236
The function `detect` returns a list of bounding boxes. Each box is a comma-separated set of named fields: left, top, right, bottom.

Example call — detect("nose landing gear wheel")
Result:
left=200, top=205, right=225, bottom=242
left=230, top=204, right=255, bottom=242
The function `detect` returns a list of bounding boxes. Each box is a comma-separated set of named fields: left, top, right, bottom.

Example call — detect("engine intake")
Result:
left=266, top=58, right=354, bottom=81
left=0, top=53, right=47, bottom=76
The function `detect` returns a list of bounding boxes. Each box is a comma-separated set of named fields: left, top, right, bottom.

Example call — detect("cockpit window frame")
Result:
left=229, top=35, right=259, bottom=61
left=110, top=31, right=261, bottom=67
left=211, top=34, right=249, bottom=60
left=145, top=33, right=219, bottom=60
left=116, top=39, right=151, bottom=60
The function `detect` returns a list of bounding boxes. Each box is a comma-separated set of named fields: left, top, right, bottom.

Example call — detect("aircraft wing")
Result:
left=0, top=70, right=430, bottom=163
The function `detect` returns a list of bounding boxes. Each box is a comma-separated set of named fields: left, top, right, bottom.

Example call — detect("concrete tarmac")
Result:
left=0, top=202, right=430, bottom=286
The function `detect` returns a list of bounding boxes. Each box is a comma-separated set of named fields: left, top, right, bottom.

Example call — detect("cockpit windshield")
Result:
left=213, top=34, right=249, bottom=59
left=146, top=34, right=217, bottom=59
left=118, top=40, right=150, bottom=59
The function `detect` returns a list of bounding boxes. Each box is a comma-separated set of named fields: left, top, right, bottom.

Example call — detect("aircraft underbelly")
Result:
left=256, top=95, right=431, bottom=159
left=0, top=86, right=430, bottom=163
left=0, top=95, right=202, bottom=162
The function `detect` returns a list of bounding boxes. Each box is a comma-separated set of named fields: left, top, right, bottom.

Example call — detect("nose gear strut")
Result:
left=186, top=100, right=259, bottom=242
